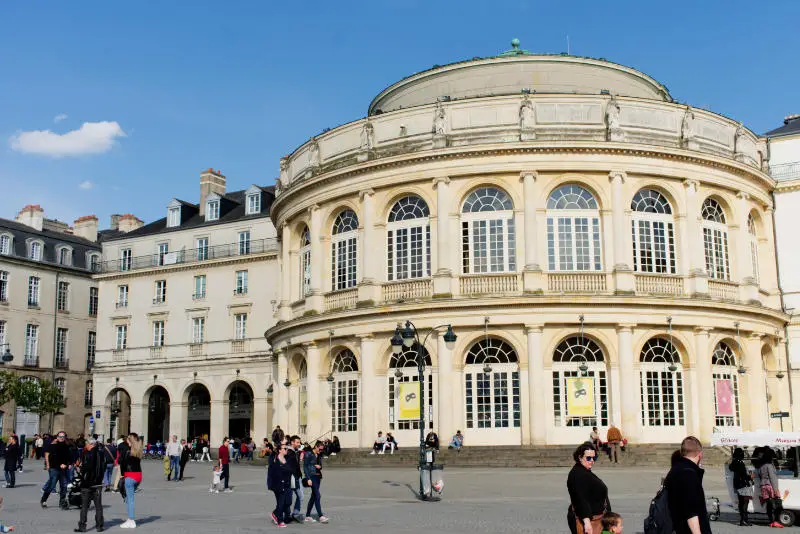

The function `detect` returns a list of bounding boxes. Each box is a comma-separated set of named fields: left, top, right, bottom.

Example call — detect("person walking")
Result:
left=272, top=426, right=285, bottom=446
left=178, top=440, right=191, bottom=481
left=664, top=436, right=712, bottom=534
left=303, top=441, right=328, bottom=523
left=567, top=442, right=610, bottom=534
left=606, top=424, right=623, bottom=464
left=3, top=436, right=18, bottom=488
left=41, top=431, right=73, bottom=509
left=102, top=439, right=117, bottom=492
left=218, top=438, right=232, bottom=492
left=756, top=447, right=784, bottom=528
left=35, top=434, right=44, bottom=460
left=200, top=439, right=211, bottom=462
left=287, top=435, right=304, bottom=522
left=74, top=438, right=105, bottom=533
left=119, top=433, right=143, bottom=529
left=166, top=435, right=181, bottom=482
left=267, top=443, right=293, bottom=528
left=730, top=447, right=753, bottom=526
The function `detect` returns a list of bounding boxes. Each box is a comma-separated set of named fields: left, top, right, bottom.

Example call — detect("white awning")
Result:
left=711, top=431, right=800, bottom=447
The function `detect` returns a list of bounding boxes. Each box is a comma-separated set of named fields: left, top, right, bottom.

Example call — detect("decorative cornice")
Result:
left=359, top=189, right=375, bottom=201
left=432, top=176, right=451, bottom=188
left=519, top=171, right=538, bottom=182
left=608, top=171, right=627, bottom=183
left=737, top=191, right=750, bottom=201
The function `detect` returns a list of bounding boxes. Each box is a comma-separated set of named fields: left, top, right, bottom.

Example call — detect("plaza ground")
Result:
left=0, top=458, right=784, bottom=533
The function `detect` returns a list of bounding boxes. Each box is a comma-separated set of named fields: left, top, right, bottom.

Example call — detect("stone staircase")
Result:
left=252, top=444, right=730, bottom=469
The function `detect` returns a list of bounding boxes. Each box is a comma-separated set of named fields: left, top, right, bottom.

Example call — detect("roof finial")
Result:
left=511, top=38, right=520, bottom=50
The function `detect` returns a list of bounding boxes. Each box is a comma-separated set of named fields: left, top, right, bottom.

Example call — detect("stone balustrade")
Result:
left=708, top=279, right=739, bottom=301
left=547, top=273, right=608, bottom=293
left=634, top=274, right=685, bottom=296
left=460, top=274, right=520, bottom=296
left=382, top=279, right=433, bottom=302
left=324, top=288, right=358, bottom=311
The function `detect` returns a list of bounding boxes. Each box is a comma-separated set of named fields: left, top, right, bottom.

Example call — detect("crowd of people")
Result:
left=369, top=429, right=464, bottom=455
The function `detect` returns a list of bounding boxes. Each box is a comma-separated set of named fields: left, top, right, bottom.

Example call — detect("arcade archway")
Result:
left=186, top=383, right=211, bottom=439
left=227, top=381, right=253, bottom=439
left=146, top=386, right=170, bottom=444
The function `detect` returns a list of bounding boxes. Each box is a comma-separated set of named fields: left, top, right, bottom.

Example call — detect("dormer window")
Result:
left=206, top=199, right=220, bottom=222
left=167, top=206, right=181, bottom=228
left=28, top=240, right=42, bottom=261
left=87, top=253, right=100, bottom=272
left=245, top=186, right=261, bottom=215
left=57, top=246, right=72, bottom=266
left=0, top=234, right=11, bottom=255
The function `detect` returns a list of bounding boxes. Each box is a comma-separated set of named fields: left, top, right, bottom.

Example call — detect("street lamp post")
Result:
left=390, top=321, right=456, bottom=501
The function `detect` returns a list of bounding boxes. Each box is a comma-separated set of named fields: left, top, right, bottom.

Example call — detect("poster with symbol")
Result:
left=398, top=382, right=421, bottom=420
left=715, top=378, right=735, bottom=417
left=566, top=377, right=595, bottom=417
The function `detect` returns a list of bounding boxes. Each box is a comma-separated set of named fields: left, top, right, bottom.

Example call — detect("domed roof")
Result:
left=369, top=40, right=672, bottom=115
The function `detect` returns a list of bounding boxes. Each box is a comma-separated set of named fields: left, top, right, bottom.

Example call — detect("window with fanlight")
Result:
left=639, top=338, right=684, bottom=427
left=546, top=185, right=602, bottom=271
left=711, top=341, right=740, bottom=427
left=387, top=196, right=431, bottom=281
left=631, top=189, right=676, bottom=274
left=701, top=198, right=730, bottom=280
left=552, top=336, right=608, bottom=427
left=330, top=349, right=359, bottom=432
left=747, top=214, right=759, bottom=284
left=464, top=338, right=520, bottom=430
left=388, top=344, right=433, bottom=431
left=300, top=226, right=311, bottom=297
left=461, top=187, right=516, bottom=274
left=331, top=210, right=358, bottom=291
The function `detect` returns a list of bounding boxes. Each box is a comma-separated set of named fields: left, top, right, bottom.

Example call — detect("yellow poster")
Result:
left=566, top=377, right=595, bottom=417
left=299, top=389, right=308, bottom=426
left=398, top=382, right=421, bottom=420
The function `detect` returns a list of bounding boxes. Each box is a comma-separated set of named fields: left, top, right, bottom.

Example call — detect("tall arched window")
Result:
left=331, top=210, right=359, bottom=291
left=298, top=359, right=308, bottom=434
left=84, top=380, right=93, bottom=407
left=701, top=198, right=730, bottom=280
left=387, top=196, right=431, bottom=280
left=299, top=226, right=311, bottom=297
left=546, top=185, right=602, bottom=271
left=639, top=338, right=684, bottom=427
left=712, top=341, right=740, bottom=427
left=388, top=344, right=432, bottom=431
left=461, top=187, right=516, bottom=274
left=552, top=336, right=608, bottom=427
left=631, top=189, right=676, bottom=274
left=464, top=339, right=520, bottom=430
left=747, top=214, right=759, bottom=284
left=331, top=349, right=358, bottom=432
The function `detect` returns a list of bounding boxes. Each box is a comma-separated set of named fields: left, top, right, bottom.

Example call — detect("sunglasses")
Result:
left=57, top=435, right=66, bottom=439
left=583, top=456, right=596, bottom=462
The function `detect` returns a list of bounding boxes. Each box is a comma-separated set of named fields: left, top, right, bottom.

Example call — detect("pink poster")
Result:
left=715, top=379, right=735, bottom=417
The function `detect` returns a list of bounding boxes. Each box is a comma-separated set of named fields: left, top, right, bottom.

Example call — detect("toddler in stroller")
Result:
left=66, top=466, right=84, bottom=508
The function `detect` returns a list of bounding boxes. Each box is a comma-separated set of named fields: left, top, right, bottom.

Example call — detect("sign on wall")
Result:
left=566, top=377, right=595, bottom=417
left=299, top=389, right=308, bottom=426
left=715, top=379, right=735, bottom=417
left=398, top=382, right=421, bottom=420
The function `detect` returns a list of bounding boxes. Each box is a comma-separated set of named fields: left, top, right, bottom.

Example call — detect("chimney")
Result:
left=16, top=204, right=44, bottom=231
left=199, top=168, right=226, bottom=216
left=117, top=214, right=144, bottom=233
left=110, top=214, right=121, bottom=231
left=73, top=215, right=99, bottom=242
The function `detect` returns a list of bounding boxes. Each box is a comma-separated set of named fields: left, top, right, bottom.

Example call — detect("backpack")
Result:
left=93, top=445, right=110, bottom=484
left=643, top=486, right=672, bottom=534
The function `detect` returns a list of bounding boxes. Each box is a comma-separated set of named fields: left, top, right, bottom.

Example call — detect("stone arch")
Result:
left=701, top=194, right=734, bottom=225
left=633, top=330, right=691, bottom=365
left=322, top=342, right=360, bottom=376
left=540, top=174, right=609, bottom=211
left=288, top=350, right=307, bottom=381
left=181, top=378, right=215, bottom=403
left=379, top=338, right=438, bottom=371
left=454, top=331, right=524, bottom=368
left=143, top=384, right=170, bottom=444
left=546, top=330, right=613, bottom=365
left=630, top=183, right=682, bottom=215
left=184, top=382, right=212, bottom=440
left=289, top=217, right=312, bottom=249
left=104, top=387, right=132, bottom=439
left=380, top=187, right=437, bottom=222
left=323, top=201, right=361, bottom=235
left=748, top=208, right=765, bottom=237
left=458, top=183, right=516, bottom=212
left=226, top=379, right=254, bottom=439
left=709, top=334, right=744, bottom=365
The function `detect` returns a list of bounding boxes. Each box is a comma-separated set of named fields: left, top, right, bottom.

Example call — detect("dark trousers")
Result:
left=4, top=469, right=15, bottom=487
left=179, top=461, right=187, bottom=480
left=42, top=467, right=69, bottom=506
left=272, top=487, right=291, bottom=523
left=78, top=486, right=104, bottom=530
left=738, top=495, right=750, bottom=523
left=221, top=463, right=230, bottom=489
left=306, top=475, right=323, bottom=518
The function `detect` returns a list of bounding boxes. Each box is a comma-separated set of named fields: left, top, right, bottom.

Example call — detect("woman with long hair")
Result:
left=120, top=433, right=143, bottom=529
left=567, top=442, right=610, bottom=534
left=267, top=442, right=292, bottom=527
left=303, top=441, right=328, bottom=523
left=755, top=447, right=784, bottom=528
left=730, top=447, right=753, bottom=526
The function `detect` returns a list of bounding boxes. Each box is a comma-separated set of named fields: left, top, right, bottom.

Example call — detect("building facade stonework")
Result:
left=266, top=45, right=791, bottom=448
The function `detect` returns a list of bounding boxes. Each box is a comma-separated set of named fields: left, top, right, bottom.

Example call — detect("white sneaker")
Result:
left=378, top=451, right=384, bottom=455
left=319, top=516, right=329, bottom=524
left=208, top=487, right=213, bottom=493
left=330, top=452, right=336, bottom=456
left=369, top=451, right=375, bottom=455
left=304, top=517, right=317, bottom=523
left=120, top=519, right=136, bottom=529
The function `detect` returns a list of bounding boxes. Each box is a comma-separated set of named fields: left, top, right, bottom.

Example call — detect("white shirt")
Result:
left=166, top=441, right=182, bottom=456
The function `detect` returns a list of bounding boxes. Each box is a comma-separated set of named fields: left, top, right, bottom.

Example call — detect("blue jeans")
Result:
left=4, top=469, right=15, bottom=487
left=103, top=464, right=114, bottom=487
left=124, top=477, right=139, bottom=519
left=306, top=475, right=323, bottom=518
left=292, top=477, right=304, bottom=516
left=169, top=456, right=180, bottom=480
left=42, top=467, right=69, bottom=504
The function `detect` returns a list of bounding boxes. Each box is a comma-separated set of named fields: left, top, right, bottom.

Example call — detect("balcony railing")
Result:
left=382, top=279, right=433, bottom=302
left=547, top=273, right=608, bottom=293
left=324, top=288, right=358, bottom=311
left=189, top=343, right=204, bottom=356
left=708, top=279, right=738, bottom=301
left=772, top=161, right=800, bottom=181
left=634, top=274, right=684, bottom=296
left=23, top=356, right=39, bottom=367
left=231, top=340, right=248, bottom=354
left=149, top=346, right=164, bottom=359
left=112, top=349, right=127, bottom=362
left=115, top=301, right=128, bottom=309
left=54, top=358, right=69, bottom=369
left=101, top=238, right=278, bottom=273
left=460, top=274, right=519, bottom=295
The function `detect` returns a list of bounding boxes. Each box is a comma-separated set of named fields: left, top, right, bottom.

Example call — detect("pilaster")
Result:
left=278, top=224, right=292, bottom=321
left=684, top=180, right=709, bottom=297
left=308, top=205, right=324, bottom=313
left=692, top=327, right=713, bottom=442
left=358, top=334, right=377, bottom=448
left=525, top=324, right=546, bottom=444
left=436, top=331, right=454, bottom=442
left=433, top=177, right=453, bottom=297
left=616, top=323, right=639, bottom=441
left=304, top=342, right=321, bottom=440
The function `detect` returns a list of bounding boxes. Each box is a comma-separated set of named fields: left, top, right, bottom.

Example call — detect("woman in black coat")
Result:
left=730, top=447, right=753, bottom=526
left=567, top=442, right=609, bottom=534
left=3, top=435, right=19, bottom=488
left=178, top=441, right=191, bottom=481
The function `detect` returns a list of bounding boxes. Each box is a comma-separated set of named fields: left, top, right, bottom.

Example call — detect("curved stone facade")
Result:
left=267, top=52, right=786, bottom=448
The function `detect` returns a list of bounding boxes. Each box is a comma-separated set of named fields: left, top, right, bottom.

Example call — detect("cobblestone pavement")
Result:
left=0, top=459, right=782, bottom=533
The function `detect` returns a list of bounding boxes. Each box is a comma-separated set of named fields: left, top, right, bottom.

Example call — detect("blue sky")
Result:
left=1, top=1, right=798, bottom=227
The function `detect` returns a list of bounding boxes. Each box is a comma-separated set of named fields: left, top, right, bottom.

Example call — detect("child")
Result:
left=601, top=512, right=623, bottom=534
left=0, top=496, right=14, bottom=532
left=208, top=465, right=222, bottom=493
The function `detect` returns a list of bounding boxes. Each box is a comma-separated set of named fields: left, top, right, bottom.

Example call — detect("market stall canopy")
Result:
left=711, top=431, right=800, bottom=447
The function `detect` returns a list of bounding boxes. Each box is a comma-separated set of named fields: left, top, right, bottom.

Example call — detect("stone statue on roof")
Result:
left=360, top=120, right=375, bottom=151
left=681, top=107, right=695, bottom=147
left=606, top=95, right=623, bottom=141
left=309, top=139, right=320, bottom=168
left=519, top=94, right=536, bottom=140
left=433, top=102, right=447, bottom=135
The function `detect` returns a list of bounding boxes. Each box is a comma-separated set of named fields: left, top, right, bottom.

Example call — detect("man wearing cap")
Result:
left=75, top=438, right=105, bottom=532
left=41, top=431, right=74, bottom=509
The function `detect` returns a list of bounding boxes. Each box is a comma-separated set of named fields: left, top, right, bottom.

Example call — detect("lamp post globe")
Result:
left=391, top=328, right=404, bottom=355
left=1, top=347, right=12, bottom=364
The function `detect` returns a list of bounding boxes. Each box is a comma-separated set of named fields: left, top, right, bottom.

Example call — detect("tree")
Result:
left=13, top=378, right=65, bottom=419
left=0, top=371, right=19, bottom=406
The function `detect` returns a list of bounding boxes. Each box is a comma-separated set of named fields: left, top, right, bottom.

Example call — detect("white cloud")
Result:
left=53, top=114, right=68, bottom=123
left=79, top=180, right=93, bottom=190
left=9, top=121, right=126, bottom=157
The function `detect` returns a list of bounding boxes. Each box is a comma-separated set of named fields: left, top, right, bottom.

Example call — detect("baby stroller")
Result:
left=66, top=466, right=84, bottom=508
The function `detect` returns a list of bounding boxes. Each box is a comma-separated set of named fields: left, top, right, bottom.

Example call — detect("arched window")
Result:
left=639, top=338, right=684, bottom=427
left=631, top=189, right=676, bottom=274
left=331, top=349, right=358, bottom=432
left=0, top=233, right=12, bottom=256
left=84, top=380, right=93, bottom=407
left=27, top=239, right=43, bottom=261
left=461, top=187, right=516, bottom=274
left=701, top=198, right=730, bottom=280
left=300, top=226, right=311, bottom=297
left=747, top=214, right=759, bottom=284
left=331, top=210, right=359, bottom=291
left=387, top=196, right=431, bottom=280
left=546, top=185, right=602, bottom=271
left=552, top=336, right=608, bottom=427
left=388, top=344, right=432, bottom=431
left=711, top=341, right=740, bottom=427
left=464, top=339, right=520, bottom=430
left=298, top=359, right=308, bottom=433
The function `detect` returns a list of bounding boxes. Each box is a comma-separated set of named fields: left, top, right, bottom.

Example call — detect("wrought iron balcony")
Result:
left=23, top=356, right=39, bottom=367
left=54, top=358, right=69, bottom=369
left=772, top=161, right=800, bottom=181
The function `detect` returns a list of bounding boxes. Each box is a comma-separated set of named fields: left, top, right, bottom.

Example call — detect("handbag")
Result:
left=575, top=513, right=604, bottom=534
left=110, top=465, right=121, bottom=488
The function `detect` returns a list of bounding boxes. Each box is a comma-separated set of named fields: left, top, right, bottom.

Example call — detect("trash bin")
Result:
left=420, top=463, right=444, bottom=499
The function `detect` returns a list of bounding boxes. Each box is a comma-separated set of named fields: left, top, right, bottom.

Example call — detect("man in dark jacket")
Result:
left=664, top=436, right=711, bottom=534
left=286, top=435, right=304, bottom=522
left=75, top=439, right=105, bottom=532
left=41, top=431, right=74, bottom=509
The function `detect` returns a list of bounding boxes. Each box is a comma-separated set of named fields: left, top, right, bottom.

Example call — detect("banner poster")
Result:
left=566, top=376, right=595, bottom=417
left=715, top=378, right=735, bottom=417
left=299, top=389, right=308, bottom=426
left=398, top=382, right=421, bottom=420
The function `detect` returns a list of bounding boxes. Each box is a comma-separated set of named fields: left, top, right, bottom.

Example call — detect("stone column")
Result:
left=521, top=171, right=544, bottom=293
left=304, top=342, right=321, bottom=440
left=278, top=224, right=292, bottom=321
left=433, top=177, right=453, bottom=297
left=358, top=189, right=380, bottom=303
left=252, top=395, right=269, bottom=443
left=693, top=327, right=714, bottom=442
left=274, top=350, right=289, bottom=430
left=436, top=331, right=454, bottom=442
left=359, top=334, right=377, bottom=448
left=210, top=399, right=226, bottom=448
left=526, top=324, right=546, bottom=444
left=736, top=193, right=759, bottom=303
left=762, top=207, right=780, bottom=296
left=307, top=205, right=324, bottom=313
left=169, top=401, right=187, bottom=439
left=744, top=333, right=769, bottom=430
left=610, top=172, right=634, bottom=293
left=129, top=402, right=145, bottom=438
left=684, top=180, right=709, bottom=297
left=616, top=324, right=640, bottom=441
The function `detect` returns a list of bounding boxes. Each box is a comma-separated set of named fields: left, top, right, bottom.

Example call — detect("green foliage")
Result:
left=0, top=374, right=65, bottom=417
left=0, top=370, right=19, bottom=406
left=29, top=379, right=65, bottom=417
